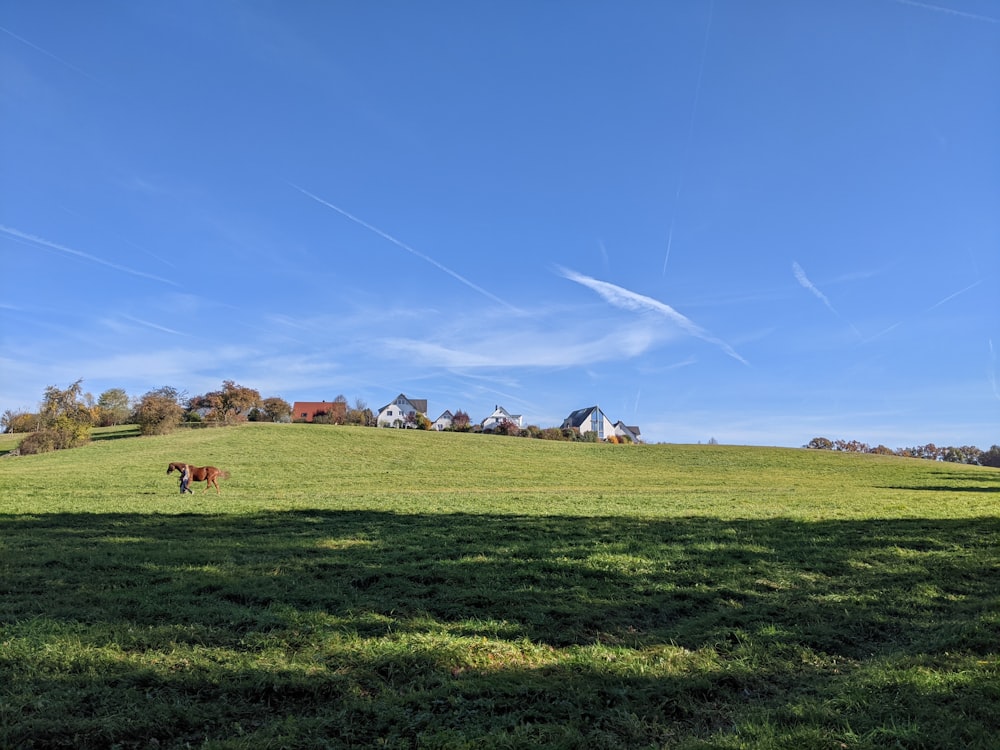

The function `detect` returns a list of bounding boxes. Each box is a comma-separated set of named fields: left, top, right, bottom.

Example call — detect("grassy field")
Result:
left=1, top=424, right=998, bottom=749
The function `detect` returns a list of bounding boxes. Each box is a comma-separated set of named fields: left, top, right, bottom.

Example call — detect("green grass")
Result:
left=1, top=424, right=998, bottom=748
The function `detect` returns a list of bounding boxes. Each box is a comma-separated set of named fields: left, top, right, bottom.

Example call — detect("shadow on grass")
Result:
left=881, top=484, right=1000, bottom=492
left=2, top=511, right=999, bottom=748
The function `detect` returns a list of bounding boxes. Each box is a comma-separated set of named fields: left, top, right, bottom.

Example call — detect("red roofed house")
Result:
left=291, top=401, right=346, bottom=423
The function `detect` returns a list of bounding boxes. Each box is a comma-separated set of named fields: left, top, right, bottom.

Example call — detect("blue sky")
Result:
left=1, top=0, right=997, bottom=447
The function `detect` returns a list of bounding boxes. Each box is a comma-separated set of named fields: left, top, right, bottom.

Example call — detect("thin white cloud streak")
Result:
left=383, top=321, right=663, bottom=369
left=662, top=225, right=675, bottom=277
left=864, top=279, right=983, bottom=344
left=119, top=315, right=185, bottom=336
left=0, top=225, right=178, bottom=286
left=792, top=261, right=835, bottom=311
left=289, top=183, right=521, bottom=313
left=926, top=279, right=982, bottom=311
left=0, top=25, right=101, bottom=81
left=558, top=267, right=748, bottom=365
left=891, top=0, right=1000, bottom=24
left=792, top=261, right=863, bottom=339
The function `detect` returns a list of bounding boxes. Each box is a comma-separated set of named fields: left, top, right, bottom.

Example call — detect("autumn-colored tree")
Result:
left=18, top=379, right=92, bottom=454
left=1, top=409, right=39, bottom=434
left=260, top=397, right=292, bottom=423
left=451, top=410, right=471, bottom=432
left=493, top=419, right=520, bottom=437
left=134, top=386, right=184, bottom=435
left=197, top=380, right=262, bottom=424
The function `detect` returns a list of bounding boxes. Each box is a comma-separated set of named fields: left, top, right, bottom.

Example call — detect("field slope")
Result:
left=1, top=424, right=998, bottom=749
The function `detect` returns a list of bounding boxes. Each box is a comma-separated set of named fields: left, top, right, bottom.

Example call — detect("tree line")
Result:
left=3, top=379, right=997, bottom=462
left=805, top=436, right=1000, bottom=468
left=2, top=380, right=624, bottom=454
left=1, top=380, right=292, bottom=455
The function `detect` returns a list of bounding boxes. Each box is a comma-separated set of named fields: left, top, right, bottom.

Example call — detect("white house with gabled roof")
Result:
left=613, top=421, right=642, bottom=443
left=481, top=405, right=523, bottom=431
left=376, top=393, right=428, bottom=428
left=431, top=410, right=454, bottom=431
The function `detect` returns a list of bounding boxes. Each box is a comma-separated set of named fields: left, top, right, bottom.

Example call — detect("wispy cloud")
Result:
left=119, top=315, right=185, bottom=336
left=290, top=183, right=521, bottom=312
left=926, top=279, right=982, bottom=311
left=0, top=225, right=178, bottom=286
left=558, top=267, right=748, bottom=365
left=792, top=261, right=835, bottom=311
left=382, top=320, right=662, bottom=369
left=792, top=261, right=862, bottom=338
left=0, top=25, right=101, bottom=81
left=890, top=0, right=999, bottom=24
left=864, top=279, right=984, bottom=344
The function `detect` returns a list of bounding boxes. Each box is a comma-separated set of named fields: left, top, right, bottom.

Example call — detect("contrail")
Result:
left=598, top=239, right=609, bottom=271
left=792, top=261, right=863, bottom=338
left=663, top=0, right=714, bottom=276
left=559, top=266, right=748, bottom=365
left=121, top=315, right=184, bottom=336
left=0, top=225, right=178, bottom=286
left=926, top=279, right=982, bottom=311
left=662, top=225, right=675, bottom=277
left=0, top=25, right=101, bottom=81
left=290, top=183, right=521, bottom=312
left=792, top=262, right=835, bottom=311
left=891, top=0, right=999, bottom=24
left=864, top=280, right=984, bottom=345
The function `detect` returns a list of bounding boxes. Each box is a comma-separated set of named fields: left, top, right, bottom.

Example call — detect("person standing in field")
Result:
left=179, top=465, right=193, bottom=494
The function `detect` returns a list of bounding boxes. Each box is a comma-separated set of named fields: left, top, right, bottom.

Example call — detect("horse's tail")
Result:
left=219, top=470, right=231, bottom=480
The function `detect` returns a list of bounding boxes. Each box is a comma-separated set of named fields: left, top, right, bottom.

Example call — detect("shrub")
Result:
left=17, top=430, right=59, bottom=455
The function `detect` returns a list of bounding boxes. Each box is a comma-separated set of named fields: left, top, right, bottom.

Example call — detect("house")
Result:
left=561, top=405, right=615, bottom=441
left=292, top=401, right=346, bottom=423
left=481, top=405, right=523, bottom=431
left=613, top=421, right=642, bottom=443
left=376, top=393, right=428, bottom=428
left=431, top=410, right=454, bottom=431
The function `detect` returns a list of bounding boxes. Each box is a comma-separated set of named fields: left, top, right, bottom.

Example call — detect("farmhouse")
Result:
left=291, top=401, right=346, bottom=423
left=376, top=393, right=428, bottom=428
left=481, top=405, right=523, bottom=431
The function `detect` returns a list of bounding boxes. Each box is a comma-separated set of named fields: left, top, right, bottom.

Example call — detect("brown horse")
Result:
left=167, top=462, right=230, bottom=495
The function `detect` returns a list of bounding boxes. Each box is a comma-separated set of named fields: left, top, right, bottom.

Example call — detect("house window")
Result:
left=591, top=411, right=603, bottom=438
